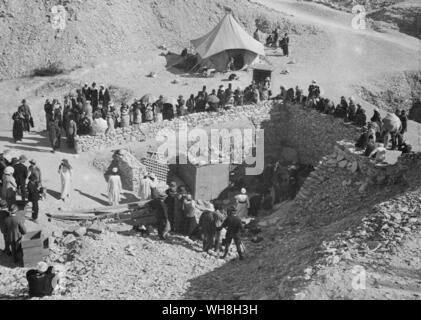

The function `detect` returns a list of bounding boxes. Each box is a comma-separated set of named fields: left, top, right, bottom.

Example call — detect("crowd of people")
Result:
left=11, top=79, right=280, bottom=153
left=0, top=154, right=74, bottom=264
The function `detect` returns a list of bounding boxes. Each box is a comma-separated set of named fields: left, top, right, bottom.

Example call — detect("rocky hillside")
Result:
left=355, top=71, right=421, bottom=113
left=310, top=0, right=421, bottom=38
left=0, top=0, right=317, bottom=80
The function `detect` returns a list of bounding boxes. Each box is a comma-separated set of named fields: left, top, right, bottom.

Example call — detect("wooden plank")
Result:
left=57, top=200, right=150, bottom=215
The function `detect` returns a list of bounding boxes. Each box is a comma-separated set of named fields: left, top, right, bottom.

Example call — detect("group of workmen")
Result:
left=253, top=28, right=290, bottom=57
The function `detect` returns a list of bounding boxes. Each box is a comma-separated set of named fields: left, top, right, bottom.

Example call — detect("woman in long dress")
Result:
left=12, top=110, right=25, bottom=142
left=2, top=166, right=17, bottom=207
left=59, top=159, right=72, bottom=203
left=107, top=168, right=122, bottom=206
left=235, top=188, right=250, bottom=219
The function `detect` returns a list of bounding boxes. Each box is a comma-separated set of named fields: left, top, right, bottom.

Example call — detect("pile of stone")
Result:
left=317, top=190, right=421, bottom=268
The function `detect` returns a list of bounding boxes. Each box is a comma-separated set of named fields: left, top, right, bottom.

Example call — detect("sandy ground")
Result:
left=0, top=0, right=421, bottom=299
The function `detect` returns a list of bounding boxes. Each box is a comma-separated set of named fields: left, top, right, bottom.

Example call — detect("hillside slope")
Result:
left=0, top=0, right=316, bottom=80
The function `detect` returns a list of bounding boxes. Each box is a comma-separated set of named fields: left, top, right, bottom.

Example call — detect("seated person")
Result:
left=354, top=107, right=367, bottom=127
left=26, top=262, right=58, bottom=298
left=364, top=136, right=376, bottom=156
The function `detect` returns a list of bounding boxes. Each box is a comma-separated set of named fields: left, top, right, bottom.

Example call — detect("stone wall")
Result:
left=261, top=104, right=361, bottom=165
left=105, top=149, right=147, bottom=194
left=76, top=104, right=273, bottom=153
left=295, top=140, right=415, bottom=207
left=77, top=102, right=361, bottom=168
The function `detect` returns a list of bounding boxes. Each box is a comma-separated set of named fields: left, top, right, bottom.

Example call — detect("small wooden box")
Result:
left=21, top=231, right=49, bottom=268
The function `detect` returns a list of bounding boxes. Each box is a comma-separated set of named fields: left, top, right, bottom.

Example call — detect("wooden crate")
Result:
left=21, top=231, right=49, bottom=268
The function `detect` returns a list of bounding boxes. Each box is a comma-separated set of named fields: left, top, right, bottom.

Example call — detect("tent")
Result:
left=191, top=13, right=265, bottom=72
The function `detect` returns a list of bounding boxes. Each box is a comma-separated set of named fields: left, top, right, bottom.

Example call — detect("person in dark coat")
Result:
left=281, top=33, right=289, bottom=57
left=18, top=99, right=32, bottom=132
left=90, top=82, right=99, bottom=110
left=99, top=85, right=111, bottom=110
left=354, top=105, right=367, bottom=127
left=82, top=83, right=90, bottom=100
left=27, top=174, right=41, bottom=222
left=219, top=207, right=245, bottom=260
left=12, top=109, right=25, bottom=142
left=44, top=99, right=53, bottom=132
left=199, top=209, right=225, bottom=254
left=399, top=110, right=408, bottom=135
left=66, top=115, right=78, bottom=148
left=0, top=200, right=10, bottom=254
left=165, top=182, right=178, bottom=231
left=13, top=155, right=28, bottom=202
left=173, top=186, right=187, bottom=234
left=49, top=115, right=62, bottom=152
left=4, top=204, right=27, bottom=264
left=149, top=190, right=170, bottom=240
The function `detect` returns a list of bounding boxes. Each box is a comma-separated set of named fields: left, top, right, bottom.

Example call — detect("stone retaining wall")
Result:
left=295, top=140, right=416, bottom=206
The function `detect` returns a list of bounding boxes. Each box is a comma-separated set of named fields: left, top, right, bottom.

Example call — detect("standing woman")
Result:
left=58, top=159, right=72, bottom=203
left=2, top=167, right=17, bottom=207
left=107, top=168, right=122, bottom=206
left=12, top=109, right=25, bottom=143
left=235, top=188, right=250, bottom=219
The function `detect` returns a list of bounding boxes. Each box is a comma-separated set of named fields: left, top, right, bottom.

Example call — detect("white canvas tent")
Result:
left=191, top=13, right=265, bottom=71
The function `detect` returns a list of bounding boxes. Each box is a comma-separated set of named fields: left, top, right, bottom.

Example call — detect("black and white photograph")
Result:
left=0, top=0, right=420, bottom=305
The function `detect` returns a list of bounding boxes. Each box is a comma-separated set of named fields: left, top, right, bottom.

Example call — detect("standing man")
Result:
left=165, top=182, right=178, bottom=231
left=27, top=175, right=41, bottom=222
left=28, top=159, right=42, bottom=193
left=44, top=99, right=53, bottom=132
left=4, top=204, right=27, bottom=264
left=90, top=83, right=99, bottom=111
left=18, top=99, right=33, bottom=132
left=99, top=85, right=111, bottom=111
left=82, top=83, right=90, bottom=100
left=219, top=207, right=245, bottom=260
left=281, top=33, right=289, bottom=57
left=66, top=115, right=78, bottom=149
left=0, top=200, right=10, bottom=254
left=13, top=155, right=28, bottom=202
left=149, top=190, right=170, bottom=240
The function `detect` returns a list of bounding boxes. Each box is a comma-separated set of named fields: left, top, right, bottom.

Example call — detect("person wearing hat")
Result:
left=186, top=94, right=196, bottom=114
left=18, top=99, right=33, bottom=132
left=27, top=174, right=41, bottom=222
left=99, top=85, right=111, bottom=110
left=177, top=95, right=187, bottom=117
left=12, top=107, right=25, bottom=143
left=149, top=190, right=170, bottom=240
left=26, top=262, right=58, bottom=298
left=165, top=182, right=178, bottom=231
left=59, top=159, right=73, bottom=203
left=308, top=80, right=320, bottom=100
left=13, top=155, right=28, bottom=202
left=2, top=166, right=17, bottom=207
left=138, top=173, right=154, bottom=201
left=235, top=188, right=250, bottom=220
left=218, top=207, right=245, bottom=260
left=82, top=83, right=90, bottom=100
left=4, top=204, right=26, bottom=264
left=0, top=200, right=10, bottom=254
left=107, top=168, right=122, bottom=207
